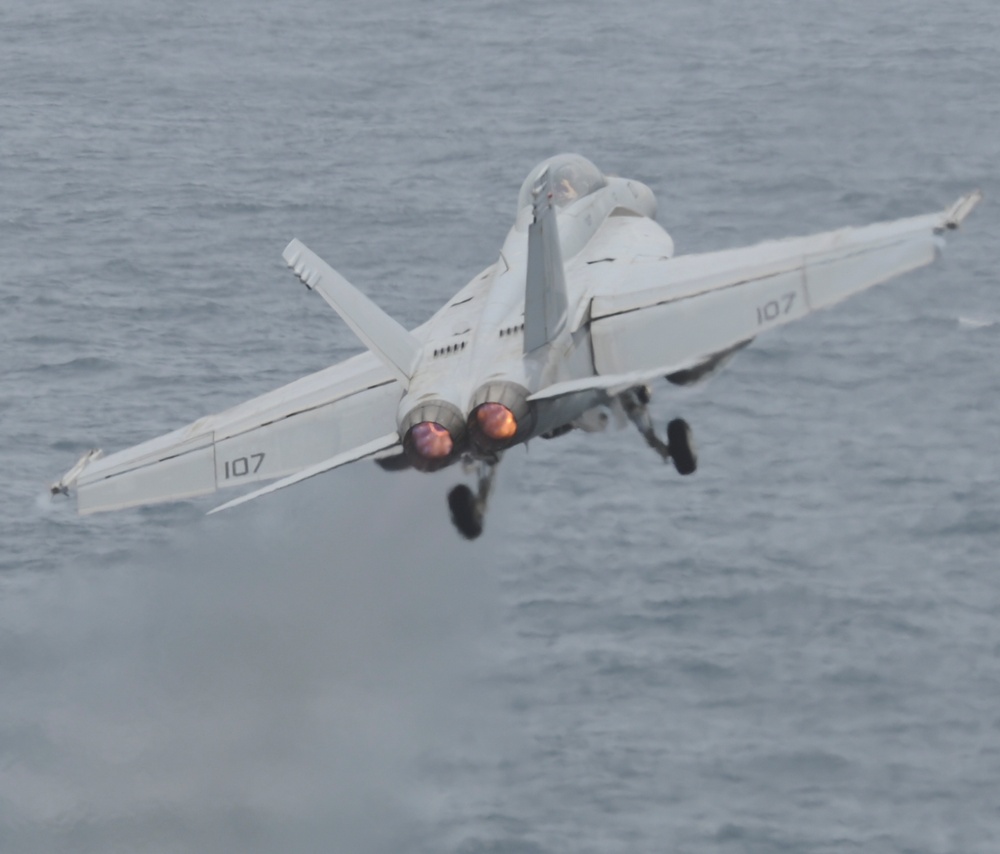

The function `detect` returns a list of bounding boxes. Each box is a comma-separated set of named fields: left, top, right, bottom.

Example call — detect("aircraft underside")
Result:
left=429, top=383, right=697, bottom=540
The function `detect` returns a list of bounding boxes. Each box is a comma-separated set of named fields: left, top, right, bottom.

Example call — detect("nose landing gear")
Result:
left=447, top=457, right=499, bottom=540
left=666, top=417, right=697, bottom=475
left=444, top=386, right=697, bottom=540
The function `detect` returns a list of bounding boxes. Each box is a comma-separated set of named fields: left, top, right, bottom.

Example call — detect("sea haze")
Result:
left=1, top=1, right=998, bottom=852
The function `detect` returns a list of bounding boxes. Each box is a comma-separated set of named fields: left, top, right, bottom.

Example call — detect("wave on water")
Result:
left=957, top=315, right=996, bottom=329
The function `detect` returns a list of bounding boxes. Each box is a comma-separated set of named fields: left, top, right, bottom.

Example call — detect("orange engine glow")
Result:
left=409, top=422, right=454, bottom=458
left=475, top=403, right=518, bottom=441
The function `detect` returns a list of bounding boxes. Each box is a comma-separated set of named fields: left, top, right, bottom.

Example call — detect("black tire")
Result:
left=448, top=484, right=484, bottom=540
left=666, top=418, right=697, bottom=476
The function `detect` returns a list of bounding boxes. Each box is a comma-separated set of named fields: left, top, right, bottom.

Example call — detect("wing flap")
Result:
left=78, top=431, right=214, bottom=484
left=208, top=432, right=400, bottom=515
left=805, top=235, right=937, bottom=310
left=211, top=381, right=399, bottom=489
left=79, top=444, right=218, bottom=515
left=593, top=268, right=808, bottom=376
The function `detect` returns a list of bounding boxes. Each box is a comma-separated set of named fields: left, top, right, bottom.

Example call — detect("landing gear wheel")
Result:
left=667, top=418, right=697, bottom=476
left=448, top=484, right=484, bottom=540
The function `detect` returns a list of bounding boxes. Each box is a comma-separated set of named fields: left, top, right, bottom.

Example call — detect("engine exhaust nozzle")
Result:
left=467, top=382, right=535, bottom=453
left=400, top=400, right=466, bottom=472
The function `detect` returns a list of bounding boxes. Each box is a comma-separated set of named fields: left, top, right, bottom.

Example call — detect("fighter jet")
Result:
left=51, top=154, right=981, bottom=539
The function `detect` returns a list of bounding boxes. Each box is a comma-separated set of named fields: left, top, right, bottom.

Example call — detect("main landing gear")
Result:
left=619, top=386, right=697, bottom=476
left=444, top=387, right=695, bottom=540
left=447, top=457, right=499, bottom=540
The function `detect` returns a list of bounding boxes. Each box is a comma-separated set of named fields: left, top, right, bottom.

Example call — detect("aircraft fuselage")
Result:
left=397, top=164, right=665, bottom=471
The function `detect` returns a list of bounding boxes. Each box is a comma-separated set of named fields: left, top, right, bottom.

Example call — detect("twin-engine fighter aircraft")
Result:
left=52, top=155, right=980, bottom=539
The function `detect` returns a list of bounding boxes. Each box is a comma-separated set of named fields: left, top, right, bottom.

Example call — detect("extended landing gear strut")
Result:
left=447, top=457, right=499, bottom=540
left=619, top=386, right=697, bottom=476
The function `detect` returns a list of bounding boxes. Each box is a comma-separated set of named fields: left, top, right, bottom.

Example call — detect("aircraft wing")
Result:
left=56, top=353, right=403, bottom=514
left=571, top=191, right=981, bottom=389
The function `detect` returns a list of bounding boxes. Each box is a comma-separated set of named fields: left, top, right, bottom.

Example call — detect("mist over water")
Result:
left=3, top=0, right=999, bottom=851
left=2, top=469, right=503, bottom=853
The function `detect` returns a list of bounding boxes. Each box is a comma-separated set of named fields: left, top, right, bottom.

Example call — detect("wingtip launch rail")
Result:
left=940, top=189, right=982, bottom=231
left=50, top=155, right=981, bottom=539
left=50, top=449, right=103, bottom=497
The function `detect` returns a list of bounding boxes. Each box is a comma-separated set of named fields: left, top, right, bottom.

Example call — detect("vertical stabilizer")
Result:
left=523, top=169, right=569, bottom=353
left=283, top=240, right=420, bottom=388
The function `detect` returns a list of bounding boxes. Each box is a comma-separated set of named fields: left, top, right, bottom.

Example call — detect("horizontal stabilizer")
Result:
left=208, top=432, right=400, bottom=515
left=284, top=240, right=421, bottom=387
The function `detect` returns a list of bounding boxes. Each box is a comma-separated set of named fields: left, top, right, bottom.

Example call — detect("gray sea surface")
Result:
left=2, top=1, right=999, bottom=852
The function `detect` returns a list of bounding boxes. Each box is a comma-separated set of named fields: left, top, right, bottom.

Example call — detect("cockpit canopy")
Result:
left=517, top=154, right=607, bottom=212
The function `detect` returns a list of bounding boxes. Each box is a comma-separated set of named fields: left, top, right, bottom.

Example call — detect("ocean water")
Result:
left=1, top=1, right=998, bottom=852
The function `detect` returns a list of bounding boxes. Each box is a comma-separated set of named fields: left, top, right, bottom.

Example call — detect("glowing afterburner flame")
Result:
left=475, top=403, right=517, bottom=441
left=409, top=422, right=454, bottom=458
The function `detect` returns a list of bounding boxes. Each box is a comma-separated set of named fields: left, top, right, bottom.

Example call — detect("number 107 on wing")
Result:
left=757, top=291, right=797, bottom=325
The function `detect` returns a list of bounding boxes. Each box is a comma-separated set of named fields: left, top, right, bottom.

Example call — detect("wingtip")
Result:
left=283, top=239, right=320, bottom=289
left=282, top=238, right=304, bottom=262
left=943, top=189, right=982, bottom=230
left=50, top=448, right=103, bottom=497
